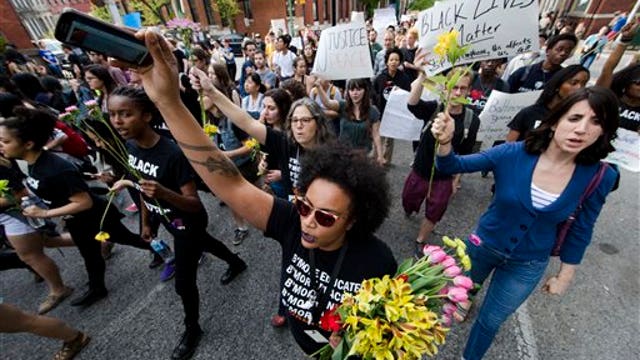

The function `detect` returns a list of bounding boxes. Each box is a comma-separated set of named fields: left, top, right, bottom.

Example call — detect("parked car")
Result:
left=216, top=33, right=244, bottom=56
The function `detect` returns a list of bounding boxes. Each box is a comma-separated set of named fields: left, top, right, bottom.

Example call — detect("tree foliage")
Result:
left=128, top=0, right=171, bottom=25
left=90, top=4, right=113, bottom=23
left=361, top=0, right=380, bottom=19
left=215, top=0, right=240, bottom=28
left=408, top=0, right=436, bottom=11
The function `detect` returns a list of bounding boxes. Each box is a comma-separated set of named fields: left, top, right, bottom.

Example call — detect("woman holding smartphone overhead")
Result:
left=132, top=29, right=397, bottom=356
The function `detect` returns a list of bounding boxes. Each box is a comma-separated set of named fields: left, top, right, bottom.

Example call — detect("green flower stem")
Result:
left=199, top=90, right=207, bottom=125
left=98, top=182, right=120, bottom=231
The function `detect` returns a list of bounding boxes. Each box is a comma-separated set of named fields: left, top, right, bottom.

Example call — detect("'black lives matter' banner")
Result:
left=418, top=0, right=539, bottom=75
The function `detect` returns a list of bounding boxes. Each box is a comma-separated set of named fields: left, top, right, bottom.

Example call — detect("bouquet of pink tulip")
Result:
left=313, top=236, right=473, bottom=360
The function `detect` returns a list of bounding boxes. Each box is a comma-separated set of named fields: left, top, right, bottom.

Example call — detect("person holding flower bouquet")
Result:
left=0, top=107, right=156, bottom=308
left=131, top=29, right=397, bottom=356
left=404, top=62, right=480, bottom=250
left=106, top=86, right=248, bottom=360
left=431, top=87, right=620, bottom=359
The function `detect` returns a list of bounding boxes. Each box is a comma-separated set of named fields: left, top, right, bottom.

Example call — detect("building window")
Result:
left=203, top=0, right=215, bottom=25
left=312, top=0, right=318, bottom=21
left=186, top=0, right=199, bottom=23
left=323, top=0, right=329, bottom=21
left=242, top=0, right=253, bottom=19
left=572, top=0, right=590, bottom=12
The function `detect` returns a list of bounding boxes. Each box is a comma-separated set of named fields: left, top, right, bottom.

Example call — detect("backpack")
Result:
left=422, top=104, right=475, bottom=141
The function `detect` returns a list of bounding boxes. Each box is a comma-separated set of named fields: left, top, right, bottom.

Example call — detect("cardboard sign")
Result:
left=379, top=88, right=424, bottom=141
left=372, top=7, right=397, bottom=45
left=351, top=11, right=365, bottom=23
left=606, top=129, right=640, bottom=172
left=477, top=90, right=541, bottom=149
left=417, top=0, right=539, bottom=75
left=311, top=21, right=373, bottom=80
left=271, top=19, right=287, bottom=35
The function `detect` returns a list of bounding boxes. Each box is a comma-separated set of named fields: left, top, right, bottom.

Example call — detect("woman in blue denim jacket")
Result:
left=431, top=87, right=620, bottom=360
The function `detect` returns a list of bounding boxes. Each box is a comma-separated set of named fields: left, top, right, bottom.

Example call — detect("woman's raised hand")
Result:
left=188, top=66, right=215, bottom=94
left=431, top=112, right=455, bottom=145
left=133, top=29, right=180, bottom=107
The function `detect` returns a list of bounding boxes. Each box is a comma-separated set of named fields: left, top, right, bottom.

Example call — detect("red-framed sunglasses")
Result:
left=294, top=197, right=341, bottom=227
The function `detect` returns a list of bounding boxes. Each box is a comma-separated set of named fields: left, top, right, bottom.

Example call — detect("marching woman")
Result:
left=0, top=107, right=155, bottom=307
left=132, top=29, right=397, bottom=356
left=241, top=73, right=265, bottom=120
left=314, top=78, right=384, bottom=163
left=107, top=85, right=247, bottom=360
left=84, top=64, right=117, bottom=114
left=431, top=87, right=620, bottom=359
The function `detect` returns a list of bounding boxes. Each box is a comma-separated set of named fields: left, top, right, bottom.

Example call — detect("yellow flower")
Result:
left=95, top=231, right=110, bottom=242
left=456, top=245, right=467, bottom=259
left=434, top=30, right=460, bottom=60
left=454, top=237, right=467, bottom=251
left=461, top=254, right=472, bottom=271
left=203, top=124, right=219, bottom=136
left=243, top=138, right=260, bottom=150
left=442, top=236, right=458, bottom=249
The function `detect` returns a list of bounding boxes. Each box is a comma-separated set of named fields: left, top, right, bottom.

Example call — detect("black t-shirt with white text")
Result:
left=468, top=75, right=509, bottom=114
left=619, top=102, right=640, bottom=132
left=126, top=136, right=199, bottom=220
left=265, top=198, right=397, bottom=354
left=264, top=127, right=303, bottom=196
left=507, top=103, right=549, bottom=141
left=26, top=151, right=89, bottom=210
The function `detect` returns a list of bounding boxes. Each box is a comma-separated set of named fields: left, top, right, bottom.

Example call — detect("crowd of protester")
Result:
left=0, top=9, right=638, bottom=360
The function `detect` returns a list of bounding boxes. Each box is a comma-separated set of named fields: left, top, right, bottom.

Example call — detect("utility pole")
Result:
left=105, top=0, right=123, bottom=25
left=287, top=0, right=295, bottom=34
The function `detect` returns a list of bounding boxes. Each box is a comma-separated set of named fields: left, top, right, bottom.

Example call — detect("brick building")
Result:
left=0, top=0, right=33, bottom=48
left=171, top=0, right=399, bottom=37
left=540, top=0, right=637, bottom=37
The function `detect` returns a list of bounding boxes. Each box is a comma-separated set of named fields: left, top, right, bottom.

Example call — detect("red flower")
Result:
left=470, top=89, right=484, bottom=101
left=319, top=305, right=342, bottom=332
left=396, top=274, right=409, bottom=283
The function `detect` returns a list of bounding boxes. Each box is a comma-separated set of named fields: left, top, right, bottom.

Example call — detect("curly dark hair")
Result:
left=0, top=106, right=56, bottom=149
left=611, top=64, right=640, bottom=99
left=525, top=86, right=619, bottom=165
left=11, top=73, right=44, bottom=101
left=384, top=47, right=404, bottom=65
left=298, top=142, right=390, bottom=241
left=110, top=86, right=162, bottom=128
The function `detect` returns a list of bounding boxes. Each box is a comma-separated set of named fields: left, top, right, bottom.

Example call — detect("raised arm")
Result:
left=134, top=30, right=273, bottom=231
left=190, top=67, right=267, bottom=144
left=596, top=22, right=639, bottom=88
left=313, top=79, right=340, bottom=111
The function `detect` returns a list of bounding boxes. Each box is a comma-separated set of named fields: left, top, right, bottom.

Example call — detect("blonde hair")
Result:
left=407, top=27, right=419, bottom=39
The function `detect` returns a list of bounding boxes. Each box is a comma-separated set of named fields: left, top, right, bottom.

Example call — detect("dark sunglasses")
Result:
left=294, top=197, right=341, bottom=227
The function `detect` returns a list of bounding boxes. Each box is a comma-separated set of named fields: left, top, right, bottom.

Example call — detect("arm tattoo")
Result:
left=176, top=140, right=240, bottom=176
left=186, top=155, right=240, bottom=177
left=176, top=140, right=217, bottom=151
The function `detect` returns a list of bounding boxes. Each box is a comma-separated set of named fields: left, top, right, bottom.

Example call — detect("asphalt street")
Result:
left=1, top=137, right=638, bottom=360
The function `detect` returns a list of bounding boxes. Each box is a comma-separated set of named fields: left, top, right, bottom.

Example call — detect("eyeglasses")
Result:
left=294, top=197, right=341, bottom=227
left=632, top=79, right=640, bottom=85
left=290, top=116, right=315, bottom=124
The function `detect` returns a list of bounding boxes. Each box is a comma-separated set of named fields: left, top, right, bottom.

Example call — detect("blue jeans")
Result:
left=463, top=239, right=549, bottom=360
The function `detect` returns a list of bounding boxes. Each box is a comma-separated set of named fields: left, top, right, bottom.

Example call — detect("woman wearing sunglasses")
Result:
left=132, top=30, right=398, bottom=356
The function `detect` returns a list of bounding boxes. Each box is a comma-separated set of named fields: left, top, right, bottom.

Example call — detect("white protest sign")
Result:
left=351, top=11, right=365, bottom=23
left=417, top=0, right=539, bottom=75
left=373, top=7, right=397, bottom=45
left=606, top=129, right=640, bottom=172
left=477, top=90, right=541, bottom=149
left=271, top=19, right=287, bottom=35
left=311, top=21, right=373, bottom=80
left=379, top=88, right=424, bottom=141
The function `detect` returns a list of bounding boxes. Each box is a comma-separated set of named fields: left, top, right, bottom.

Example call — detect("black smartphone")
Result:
left=54, top=8, right=152, bottom=67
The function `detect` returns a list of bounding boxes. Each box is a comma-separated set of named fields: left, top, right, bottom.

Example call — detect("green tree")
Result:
left=408, top=0, right=436, bottom=11
left=215, top=0, right=240, bottom=28
left=127, top=0, right=171, bottom=26
left=361, top=0, right=380, bottom=19
left=90, top=4, right=112, bottom=22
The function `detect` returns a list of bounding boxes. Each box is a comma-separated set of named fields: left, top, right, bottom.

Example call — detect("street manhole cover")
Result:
left=598, top=243, right=619, bottom=255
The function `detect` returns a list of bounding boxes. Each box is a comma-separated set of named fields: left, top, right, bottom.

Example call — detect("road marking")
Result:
left=515, top=300, right=539, bottom=360
left=90, top=282, right=168, bottom=352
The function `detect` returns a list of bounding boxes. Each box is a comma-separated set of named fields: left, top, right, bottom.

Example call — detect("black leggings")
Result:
left=162, top=214, right=240, bottom=329
left=66, top=204, right=152, bottom=291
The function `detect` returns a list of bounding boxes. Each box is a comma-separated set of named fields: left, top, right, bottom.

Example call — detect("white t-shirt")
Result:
left=272, top=50, right=297, bottom=78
